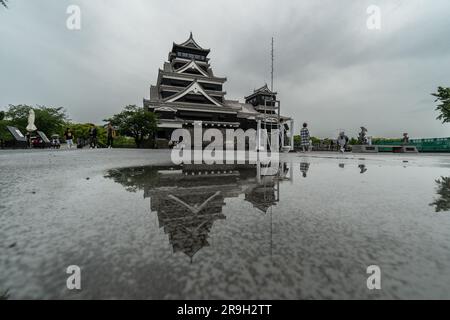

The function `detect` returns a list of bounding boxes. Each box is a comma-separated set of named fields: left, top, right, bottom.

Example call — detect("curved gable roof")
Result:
left=173, top=32, right=211, bottom=53
left=175, top=60, right=210, bottom=77
left=245, top=84, right=278, bottom=100
left=164, top=80, right=223, bottom=107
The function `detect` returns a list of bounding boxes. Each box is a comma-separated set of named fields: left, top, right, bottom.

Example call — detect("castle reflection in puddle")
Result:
left=105, top=162, right=294, bottom=259
left=104, top=160, right=450, bottom=260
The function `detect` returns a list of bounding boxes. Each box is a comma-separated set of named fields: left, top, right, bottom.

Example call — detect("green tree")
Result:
left=0, top=109, right=9, bottom=144
left=107, top=105, right=158, bottom=148
left=0, top=119, right=11, bottom=144
left=432, top=87, right=450, bottom=124
left=5, top=104, right=69, bottom=136
left=293, top=135, right=301, bottom=148
left=430, top=177, right=450, bottom=212
left=310, top=136, right=321, bottom=145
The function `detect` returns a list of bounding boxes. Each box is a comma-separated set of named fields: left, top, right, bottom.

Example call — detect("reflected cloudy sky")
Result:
left=1, top=0, right=449, bottom=138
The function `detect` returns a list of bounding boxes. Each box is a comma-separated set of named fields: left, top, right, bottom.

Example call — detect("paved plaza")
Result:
left=1, top=149, right=450, bottom=299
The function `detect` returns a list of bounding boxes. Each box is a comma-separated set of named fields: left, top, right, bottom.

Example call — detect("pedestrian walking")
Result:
left=107, top=123, right=115, bottom=149
left=64, top=128, right=74, bottom=149
left=402, top=133, right=410, bottom=145
left=90, top=124, right=98, bottom=149
left=300, top=123, right=310, bottom=152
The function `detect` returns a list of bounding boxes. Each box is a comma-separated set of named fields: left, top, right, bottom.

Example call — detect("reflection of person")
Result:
left=282, top=163, right=289, bottom=176
left=107, top=123, right=115, bottom=149
left=300, top=162, right=310, bottom=178
left=90, top=124, right=98, bottom=149
left=300, top=123, right=310, bottom=152
left=359, top=164, right=368, bottom=174
left=337, top=132, right=349, bottom=153
left=64, top=128, right=74, bottom=149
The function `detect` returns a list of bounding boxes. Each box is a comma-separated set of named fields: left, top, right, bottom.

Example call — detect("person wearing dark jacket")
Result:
left=64, top=128, right=74, bottom=149
left=90, top=124, right=98, bottom=149
left=107, top=123, right=115, bottom=149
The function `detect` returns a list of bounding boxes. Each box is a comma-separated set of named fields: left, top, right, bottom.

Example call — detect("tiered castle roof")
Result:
left=144, top=33, right=292, bottom=125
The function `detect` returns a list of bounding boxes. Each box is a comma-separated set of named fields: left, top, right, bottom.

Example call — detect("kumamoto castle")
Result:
left=143, top=32, right=295, bottom=149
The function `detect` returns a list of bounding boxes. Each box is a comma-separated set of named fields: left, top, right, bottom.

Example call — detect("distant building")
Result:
left=143, top=32, right=293, bottom=147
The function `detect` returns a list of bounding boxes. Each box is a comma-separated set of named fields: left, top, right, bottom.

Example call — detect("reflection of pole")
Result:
left=257, top=158, right=261, bottom=184
left=270, top=167, right=281, bottom=259
left=257, top=119, right=262, bottom=151
left=270, top=206, right=273, bottom=258
left=276, top=175, right=280, bottom=202
left=290, top=161, right=294, bottom=184
left=278, top=101, right=281, bottom=152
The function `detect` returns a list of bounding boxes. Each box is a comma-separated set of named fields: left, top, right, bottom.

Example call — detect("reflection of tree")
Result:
left=0, top=289, right=9, bottom=300
left=104, top=166, right=178, bottom=192
left=430, top=177, right=450, bottom=212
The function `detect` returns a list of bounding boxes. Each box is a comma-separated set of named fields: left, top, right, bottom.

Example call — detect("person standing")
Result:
left=64, top=128, right=74, bottom=149
left=337, top=131, right=349, bottom=153
left=90, top=124, right=98, bottom=149
left=107, top=123, right=115, bottom=149
left=402, top=133, right=410, bottom=145
left=358, top=127, right=368, bottom=145
left=300, top=123, right=310, bottom=152
left=26, top=132, right=31, bottom=149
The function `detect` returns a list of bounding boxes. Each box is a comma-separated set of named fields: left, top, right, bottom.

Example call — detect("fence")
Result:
left=373, top=138, right=450, bottom=153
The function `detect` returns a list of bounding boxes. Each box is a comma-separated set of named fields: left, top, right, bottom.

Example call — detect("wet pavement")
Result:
left=1, top=149, right=450, bottom=299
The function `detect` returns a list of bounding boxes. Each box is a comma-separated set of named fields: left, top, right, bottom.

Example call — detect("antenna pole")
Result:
left=271, top=37, right=274, bottom=91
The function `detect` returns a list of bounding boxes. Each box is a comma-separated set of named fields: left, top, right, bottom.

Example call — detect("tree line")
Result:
left=1, top=87, right=449, bottom=148
left=0, top=104, right=158, bottom=148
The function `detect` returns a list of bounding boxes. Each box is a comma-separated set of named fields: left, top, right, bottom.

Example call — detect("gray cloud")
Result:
left=1, top=0, right=449, bottom=138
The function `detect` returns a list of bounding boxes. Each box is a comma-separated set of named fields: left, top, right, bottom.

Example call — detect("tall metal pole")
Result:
left=271, top=37, right=274, bottom=92
left=271, top=37, right=281, bottom=151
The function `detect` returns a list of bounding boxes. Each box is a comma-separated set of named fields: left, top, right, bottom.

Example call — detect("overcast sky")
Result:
left=1, top=0, right=449, bottom=138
